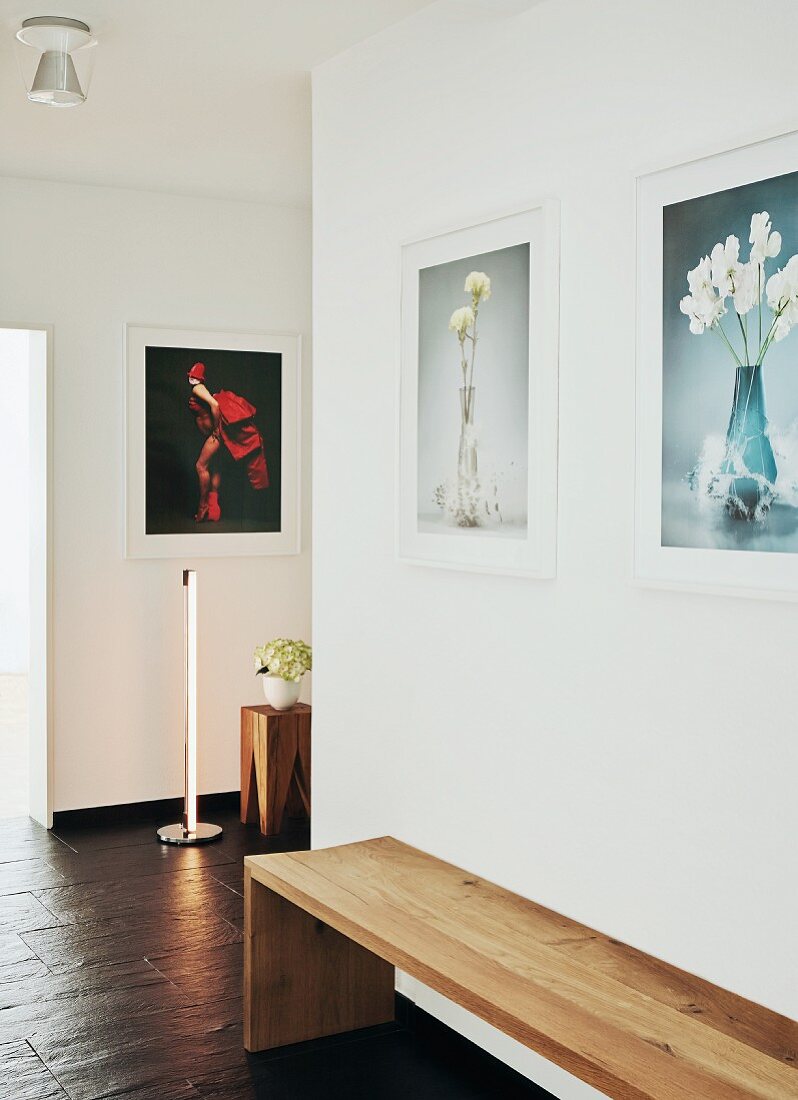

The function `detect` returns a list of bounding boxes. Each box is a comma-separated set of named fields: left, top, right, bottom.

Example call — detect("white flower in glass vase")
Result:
left=434, top=270, right=495, bottom=528
left=773, top=314, right=794, bottom=342
left=766, top=255, right=798, bottom=341
left=749, top=211, right=782, bottom=265
left=679, top=210, right=798, bottom=522
left=710, top=236, right=743, bottom=298
left=747, top=213, right=780, bottom=321
left=679, top=257, right=725, bottom=334
left=464, top=271, right=491, bottom=303
left=731, top=261, right=760, bottom=316
left=681, top=214, right=798, bottom=357
left=449, top=306, right=475, bottom=337
left=709, top=234, right=761, bottom=316
left=687, top=254, right=714, bottom=297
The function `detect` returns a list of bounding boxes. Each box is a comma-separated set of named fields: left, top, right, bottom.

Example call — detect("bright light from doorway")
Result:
left=0, top=329, right=30, bottom=818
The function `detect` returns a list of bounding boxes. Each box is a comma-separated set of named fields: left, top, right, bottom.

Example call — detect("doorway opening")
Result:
left=0, top=327, right=51, bottom=826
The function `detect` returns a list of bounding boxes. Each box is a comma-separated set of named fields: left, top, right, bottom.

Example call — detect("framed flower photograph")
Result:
left=398, top=203, right=560, bottom=576
left=636, top=129, right=798, bottom=598
left=126, top=325, right=301, bottom=558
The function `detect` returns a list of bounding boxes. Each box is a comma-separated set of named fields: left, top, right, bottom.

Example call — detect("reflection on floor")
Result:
left=0, top=807, right=548, bottom=1099
left=0, top=675, right=27, bottom=819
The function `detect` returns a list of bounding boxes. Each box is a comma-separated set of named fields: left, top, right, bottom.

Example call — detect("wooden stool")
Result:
left=240, top=704, right=311, bottom=837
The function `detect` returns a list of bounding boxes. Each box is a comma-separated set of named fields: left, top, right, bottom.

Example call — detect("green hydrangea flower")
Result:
left=253, top=638, right=312, bottom=682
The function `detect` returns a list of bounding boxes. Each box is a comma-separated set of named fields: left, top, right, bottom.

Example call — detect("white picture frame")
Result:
left=636, top=128, right=798, bottom=599
left=125, top=324, right=301, bottom=559
left=398, top=202, right=560, bottom=577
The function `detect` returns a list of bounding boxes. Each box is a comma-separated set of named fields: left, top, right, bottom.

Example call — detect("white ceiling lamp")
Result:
left=15, top=16, right=97, bottom=107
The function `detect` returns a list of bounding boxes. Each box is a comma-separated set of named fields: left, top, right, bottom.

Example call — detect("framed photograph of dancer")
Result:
left=636, top=127, right=798, bottom=598
left=398, top=202, right=559, bottom=576
left=125, top=325, right=300, bottom=558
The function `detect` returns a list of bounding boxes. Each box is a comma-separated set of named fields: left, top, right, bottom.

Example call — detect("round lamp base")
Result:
left=157, top=822, right=223, bottom=846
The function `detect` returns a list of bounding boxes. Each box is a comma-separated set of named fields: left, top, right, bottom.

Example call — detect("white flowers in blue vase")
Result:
left=679, top=211, right=798, bottom=519
left=679, top=211, right=787, bottom=363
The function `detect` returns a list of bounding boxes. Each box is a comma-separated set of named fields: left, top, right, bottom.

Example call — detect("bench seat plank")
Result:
left=244, top=837, right=798, bottom=1100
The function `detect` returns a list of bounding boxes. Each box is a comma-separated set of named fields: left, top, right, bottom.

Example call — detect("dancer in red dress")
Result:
left=187, top=362, right=269, bottom=522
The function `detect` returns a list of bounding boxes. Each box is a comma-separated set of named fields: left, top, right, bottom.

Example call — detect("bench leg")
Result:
left=244, top=866, right=396, bottom=1051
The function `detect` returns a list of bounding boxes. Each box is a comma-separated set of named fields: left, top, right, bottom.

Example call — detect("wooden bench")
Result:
left=244, top=837, right=798, bottom=1099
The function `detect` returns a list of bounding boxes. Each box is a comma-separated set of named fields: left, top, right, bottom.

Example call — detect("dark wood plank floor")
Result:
left=0, top=810, right=549, bottom=1099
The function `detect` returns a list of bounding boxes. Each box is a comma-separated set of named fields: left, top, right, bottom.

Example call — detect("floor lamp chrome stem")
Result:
left=158, top=570, right=223, bottom=846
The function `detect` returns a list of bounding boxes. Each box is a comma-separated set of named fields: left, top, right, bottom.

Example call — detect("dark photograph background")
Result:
left=145, top=346, right=282, bottom=534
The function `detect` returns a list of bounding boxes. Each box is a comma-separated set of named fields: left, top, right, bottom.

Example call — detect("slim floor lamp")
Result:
left=158, top=570, right=223, bottom=845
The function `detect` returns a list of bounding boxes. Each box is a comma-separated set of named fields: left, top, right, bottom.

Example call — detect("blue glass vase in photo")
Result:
left=721, top=364, right=777, bottom=519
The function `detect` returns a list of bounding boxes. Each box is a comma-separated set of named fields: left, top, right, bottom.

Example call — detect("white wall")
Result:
left=0, top=177, right=311, bottom=812
left=312, top=0, right=798, bottom=1094
left=0, top=329, right=30, bottom=673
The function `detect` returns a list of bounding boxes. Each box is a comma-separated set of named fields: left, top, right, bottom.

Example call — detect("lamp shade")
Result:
left=15, top=17, right=96, bottom=107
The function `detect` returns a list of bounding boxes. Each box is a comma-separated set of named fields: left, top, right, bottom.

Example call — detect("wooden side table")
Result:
left=240, top=703, right=311, bottom=837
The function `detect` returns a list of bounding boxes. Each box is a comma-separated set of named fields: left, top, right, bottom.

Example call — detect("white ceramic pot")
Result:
left=261, top=674, right=301, bottom=711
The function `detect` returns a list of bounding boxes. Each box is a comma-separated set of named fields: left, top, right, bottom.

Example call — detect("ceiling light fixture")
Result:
left=15, top=16, right=97, bottom=107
